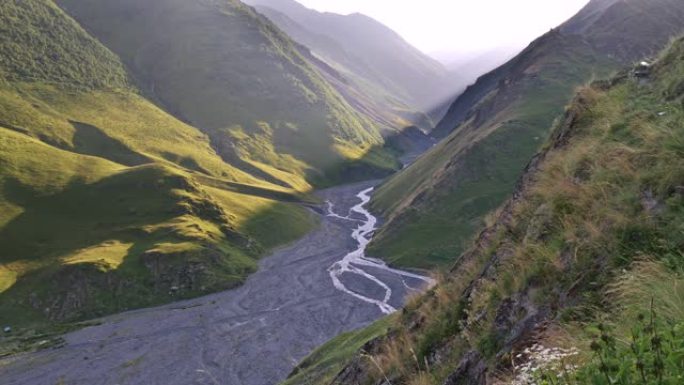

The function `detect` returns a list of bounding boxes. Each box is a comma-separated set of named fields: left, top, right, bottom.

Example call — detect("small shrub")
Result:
left=537, top=308, right=684, bottom=384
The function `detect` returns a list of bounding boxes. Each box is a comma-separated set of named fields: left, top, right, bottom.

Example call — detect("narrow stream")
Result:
left=327, top=187, right=434, bottom=314
left=0, top=182, right=433, bottom=385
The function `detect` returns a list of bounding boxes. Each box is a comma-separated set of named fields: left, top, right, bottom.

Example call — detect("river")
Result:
left=0, top=181, right=432, bottom=385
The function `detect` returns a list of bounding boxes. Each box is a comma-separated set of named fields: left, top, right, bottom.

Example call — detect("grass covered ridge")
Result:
left=369, top=31, right=617, bottom=269
left=0, top=0, right=317, bottom=342
left=0, top=123, right=315, bottom=330
left=0, top=0, right=128, bottom=89
left=295, top=36, right=684, bottom=385
left=53, top=0, right=398, bottom=188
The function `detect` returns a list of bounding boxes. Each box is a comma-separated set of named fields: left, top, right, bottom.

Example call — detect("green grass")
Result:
left=370, top=31, right=617, bottom=269
left=207, top=185, right=317, bottom=251
left=332, top=37, right=684, bottom=385
left=282, top=317, right=393, bottom=385
left=0, top=0, right=129, bottom=89
left=0, top=136, right=314, bottom=327
left=0, top=86, right=318, bottom=330
left=0, top=131, right=251, bottom=322
left=0, top=82, right=270, bottom=186
left=0, top=0, right=320, bottom=335
left=54, top=0, right=396, bottom=187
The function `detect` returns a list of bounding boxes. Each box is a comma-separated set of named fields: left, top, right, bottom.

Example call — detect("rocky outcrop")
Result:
left=140, top=245, right=243, bottom=295
left=442, top=351, right=487, bottom=385
left=27, top=264, right=130, bottom=322
left=329, top=337, right=385, bottom=385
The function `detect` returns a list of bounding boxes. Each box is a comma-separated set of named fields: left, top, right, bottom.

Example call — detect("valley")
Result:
left=0, top=182, right=431, bottom=385
left=1, top=0, right=683, bottom=384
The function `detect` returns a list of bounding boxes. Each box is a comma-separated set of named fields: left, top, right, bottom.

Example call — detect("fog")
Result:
left=296, top=0, right=591, bottom=63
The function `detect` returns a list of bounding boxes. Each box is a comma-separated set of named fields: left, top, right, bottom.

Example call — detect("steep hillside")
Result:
left=369, top=0, right=684, bottom=268
left=243, top=4, right=432, bottom=134
left=55, top=0, right=399, bottom=188
left=0, top=0, right=315, bottom=332
left=287, top=35, right=684, bottom=385
left=242, top=0, right=453, bottom=116
left=561, top=0, right=684, bottom=61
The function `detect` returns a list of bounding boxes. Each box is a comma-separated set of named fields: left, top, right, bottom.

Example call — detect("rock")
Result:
left=524, top=204, right=553, bottom=243
left=641, top=189, right=663, bottom=214
left=634, top=61, right=651, bottom=78
left=675, top=186, right=684, bottom=196
left=329, top=336, right=390, bottom=385
left=442, top=350, right=487, bottom=385
left=3, top=326, right=11, bottom=333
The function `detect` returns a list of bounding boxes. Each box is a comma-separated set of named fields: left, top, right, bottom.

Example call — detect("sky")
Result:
left=296, top=0, right=591, bottom=60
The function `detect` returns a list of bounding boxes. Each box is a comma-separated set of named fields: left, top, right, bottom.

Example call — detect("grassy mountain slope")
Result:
left=370, top=32, right=617, bottom=268
left=369, top=0, right=684, bottom=269
left=0, top=0, right=127, bottom=89
left=242, top=0, right=452, bottom=115
left=245, top=4, right=434, bottom=134
left=561, top=0, right=684, bottom=61
left=55, top=0, right=398, bottom=188
left=288, top=35, right=684, bottom=385
left=0, top=0, right=315, bottom=332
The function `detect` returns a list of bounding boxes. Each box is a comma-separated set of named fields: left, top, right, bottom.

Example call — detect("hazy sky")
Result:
left=296, top=0, right=591, bottom=57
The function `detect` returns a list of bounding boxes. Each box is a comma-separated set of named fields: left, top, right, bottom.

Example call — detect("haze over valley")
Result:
left=1, top=1, right=683, bottom=384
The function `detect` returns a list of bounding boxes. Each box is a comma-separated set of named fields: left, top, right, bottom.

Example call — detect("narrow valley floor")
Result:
left=0, top=181, right=429, bottom=385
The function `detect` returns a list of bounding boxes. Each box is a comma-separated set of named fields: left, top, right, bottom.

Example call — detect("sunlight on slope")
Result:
left=0, top=266, right=17, bottom=294
left=206, top=186, right=317, bottom=250
left=0, top=83, right=272, bottom=188
left=61, top=240, right=134, bottom=271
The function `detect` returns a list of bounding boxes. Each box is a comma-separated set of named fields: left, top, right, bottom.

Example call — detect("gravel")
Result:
left=0, top=181, right=427, bottom=385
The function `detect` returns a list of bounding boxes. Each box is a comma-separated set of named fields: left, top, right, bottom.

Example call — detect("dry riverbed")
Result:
left=0, top=181, right=431, bottom=385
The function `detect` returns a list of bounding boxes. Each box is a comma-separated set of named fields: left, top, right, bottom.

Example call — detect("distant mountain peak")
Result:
left=243, top=0, right=455, bottom=114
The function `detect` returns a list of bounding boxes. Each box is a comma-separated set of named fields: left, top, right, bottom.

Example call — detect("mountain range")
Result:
left=367, top=0, right=684, bottom=269
left=281, top=1, right=684, bottom=382
left=0, top=0, right=450, bottom=331
left=2, top=0, right=684, bottom=383
left=242, top=0, right=456, bottom=121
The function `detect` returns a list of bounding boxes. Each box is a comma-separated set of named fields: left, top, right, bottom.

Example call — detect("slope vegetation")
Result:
left=243, top=0, right=452, bottom=115
left=55, top=0, right=398, bottom=188
left=289, top=35, right=684, bottom=385
left=0, top=0, right=315, bottom=332
left=369, top=0, right=684, bottom=268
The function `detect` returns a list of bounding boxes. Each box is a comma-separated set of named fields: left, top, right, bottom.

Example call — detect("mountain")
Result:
left=54, top=0, right=400, bottom=189
left=561, top=0, right=684, bottom=61
left=286, top=34, right=684, bottom=385
left=431, top=47, right=522, bottom=93
left=367, top=0, right=684, bottom=268
left=242, top=0, right=454, bottom=119
left=0, top=0, right=327, bottom=330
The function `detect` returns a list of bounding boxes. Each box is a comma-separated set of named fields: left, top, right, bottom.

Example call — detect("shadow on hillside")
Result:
left=0, top=169, right=316, bottom=323
left=307, top=125, right=436, bottom=188
left=69, top=121, right=151, bottom=166
left=0, top=168, right=183, bottom=265
left=194, top=174, right=309, bottom=203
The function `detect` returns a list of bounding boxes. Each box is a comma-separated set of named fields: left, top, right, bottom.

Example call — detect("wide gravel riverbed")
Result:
left=0, top=181, right=431, bottom=385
